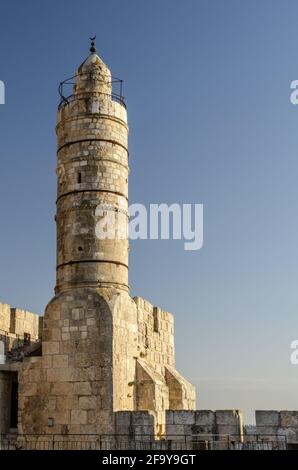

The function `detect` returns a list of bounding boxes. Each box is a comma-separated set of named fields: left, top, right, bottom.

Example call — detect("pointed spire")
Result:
left=89, top=36, right=96, bottom=54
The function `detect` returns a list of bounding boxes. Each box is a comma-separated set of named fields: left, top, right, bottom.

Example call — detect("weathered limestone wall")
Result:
left=255, top=410, right=298, bottom=443
left=112, top=293, right=138, bottom=412
left=0, top=303, right=10, bottom=332
left=17, top=289, right=196, bottom=436
left=114, top=410, right=243, bottom=444
left=17, top=291, right=195, bottom=436
left=18, top=289, right=114, bottom=435
left=11, top=308, right=41, bottom=340
left=134, top=296, right=196, bottom=412
left=115, top=411, right=155, bottom=440
left=135, top=297, right=175, bottom=373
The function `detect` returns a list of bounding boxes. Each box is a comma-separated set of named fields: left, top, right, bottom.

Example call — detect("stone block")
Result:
left=28, top=368, right=43, bottom=383
left=47, top=367, right=77, bottom=383
left=54, top=410, right=70, bottom=425
left=42, top=356, right=52, bottom=368
left=51, top=328, right=61, bottom=341
left=166, top=424, right=186, bottom=440
left=278, top=427, right=298, bottom=444
left=166, top=410, right=174, bottom=425
left=173, top=411, right=195, bottom=425
left=74, top=381, right=92, bottom=395
left=72, top=308, right=84, bottom=320
left=71, top=409, right=87, bottom=425
left=131, top=412, right=153, bottom=426
left=191, top=424, right=215, bottom=435
left=255, top=425, right=279, bottom=436
left=212, top=441, right=230, bottom=450
left=43, top=341, right=60, bottom=355
left=115, top=411, right=132, bottom=427
left=195, top=410, right=216, bottom=426
left=280, top=411, right=298, bottom=428
left=216, top=425, right=241, bottom=437
left=79, top=396, right=97, bottom=410
left=52, top=354, right=68, bottom=368
left=75, top=353, right=91, bottom=368
left=21, top=383, right=37, bottom=397
left=215, top=410, right=242, bottom=425
left=255, top=410, right=280, bottom=427
left=51, top=382, right=73, bottom=396
left=134, top=425, right=154, bottom=438
left=48, top=398, right=57, bottom=411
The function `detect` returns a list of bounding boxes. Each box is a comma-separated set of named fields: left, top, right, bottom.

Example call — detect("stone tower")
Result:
left=18, top=42, right=195, bottom=436
left=55, top=42, right=129, bottom=295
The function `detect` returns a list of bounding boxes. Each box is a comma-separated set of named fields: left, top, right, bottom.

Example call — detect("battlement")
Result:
left=134, top=296, right=175, bottom=373
left=115, top=409, right=243, bottom=447
left=255, top=410, right=298, bottom=446
left=0, top=301, right=42, bottom=357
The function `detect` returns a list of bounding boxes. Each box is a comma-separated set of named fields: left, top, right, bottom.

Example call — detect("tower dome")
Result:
left=78, top=52, right=110, bottom=75
left=75, top=39, right=112, bottom=97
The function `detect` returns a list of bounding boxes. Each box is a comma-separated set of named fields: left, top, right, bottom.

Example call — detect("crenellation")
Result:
left=0, top=302, right=41, bottom=362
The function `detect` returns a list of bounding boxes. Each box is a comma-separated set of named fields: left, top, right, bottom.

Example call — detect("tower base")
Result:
left=17, top=290, right=195, bottom=435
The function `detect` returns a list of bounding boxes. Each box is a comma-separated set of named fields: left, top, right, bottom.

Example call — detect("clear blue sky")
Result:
left=1, top=0, right=298, bottom=423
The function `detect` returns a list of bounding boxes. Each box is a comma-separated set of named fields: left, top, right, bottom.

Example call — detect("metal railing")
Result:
left=58, top=73, right=125, bottom=110
left=0, top=433, right=287, bottom=451
left=58, top=92, right=126, bottom=111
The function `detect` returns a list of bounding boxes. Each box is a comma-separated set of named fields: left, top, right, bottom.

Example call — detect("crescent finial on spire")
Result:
left=89, top=36, right=96, bottom=54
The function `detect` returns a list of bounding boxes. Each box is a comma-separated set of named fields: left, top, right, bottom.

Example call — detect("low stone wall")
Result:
left=115, top=411, right=155, bottom=440
left=0, top=303, right=11, bottom=333
left=0, top=302, right=42, bottom=357
left=166, top=410, right=243, bottom=441
left=114, top=409, right=243, bottom=444
left=256, top=410, right=298, bottom=444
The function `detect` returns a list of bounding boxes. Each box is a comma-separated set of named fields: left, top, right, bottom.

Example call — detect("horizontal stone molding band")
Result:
left=55, top=279, right=130, bottom=293
left=58, top=156, right=129, bottom=171
left=55, top=206, right=130, bottom=216
left=56, top=113, right=128, bottom=131
left=56, top=279, right=129, bottom=288
left=57, top=138, right=129, bottom=154
left=56, top=259, right=129, bottom=270
left=56, top=188, right=128, bottom=203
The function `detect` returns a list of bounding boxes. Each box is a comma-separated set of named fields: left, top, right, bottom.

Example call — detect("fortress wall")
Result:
left=134, top=296, right=175, bottom=375
left=0, top=302, right=41, bottom=355
left=0, top=303, right=11, bottom=333
left=115, top=411, right=155, bottom=440
left=12, top=308, right=41, bottom=340
left=256, top=410, right=298, bottom=444
left=166, top=410, right=243, bottom=441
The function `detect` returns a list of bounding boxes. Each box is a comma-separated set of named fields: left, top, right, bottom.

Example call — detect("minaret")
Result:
left=56, top=38, right=129, bottom=294
left=19, top=41, right=135, bottom=435
left=18, top=41, right=195, bottom=437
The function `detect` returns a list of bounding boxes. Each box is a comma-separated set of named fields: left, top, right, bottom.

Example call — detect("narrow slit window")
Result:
left=77, top=172, right=82, bottom=184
